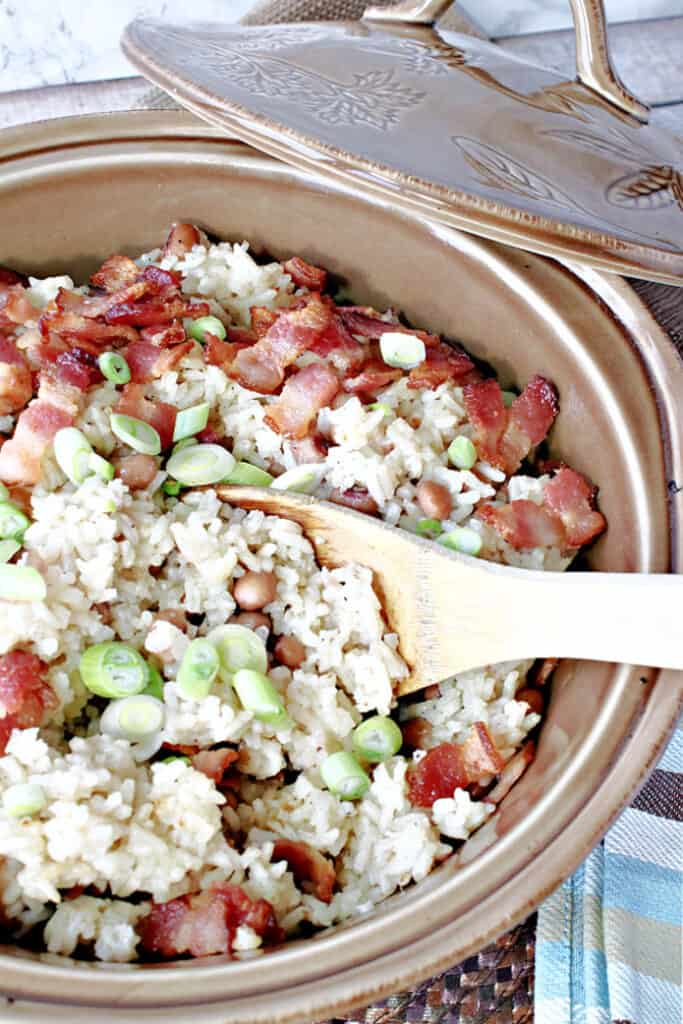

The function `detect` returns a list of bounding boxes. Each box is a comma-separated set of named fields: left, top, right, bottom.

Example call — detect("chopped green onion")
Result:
left=206, top=624, right=268, bottom=682
left=172, top=402, right=210, bottom=443
left=110, top=414, right=161, bottom=456
left=143, top=664, right=165, bottom=701
left=177, top=638, right=220, bottom=700
left=232, top=668, right=288, bottom=726
left=166, top=444, right=235, bottom=487
left=321, top=752, right=370, bottom=800
left=100, top=695, right=165, bottom=740
left=502, top=390, right=517, bottom=408
left=79, top=642, right=150, bottom=698
left=189, top=316, right=227, bottom=344
left=0, top=502, right=30, bottom=541
left=222, top=461, right=274, bottom=487
left=98, top=351, right=131, bottom=385
left=439, top=526, right=482, bottom=556
left=271, top=464, right=323, bottom=494
left=448, top=436, right=477, bottom=470
left=368, top=402, right=391, bottom=417
left=172, top=437, right=198, bottom=455
left=54, top=427, right=95, bottom=485
left=2, top=783, right=46, bottom=818
left=0, top=539, right=21, bottom=563
left=0, top=565, right=46, bottom=602
left=379, top=332, right=426, bottom=370
left=0, top=483, right=8, bottom=502
left=162, top=480, right=183, bottom=497
left=352, top=715, right=403, bottom=763
left=162, top=755, right=191, bottom=765
left=89, top=452, right=115, bottom=481
left=415, top=518, right=443, bottom=537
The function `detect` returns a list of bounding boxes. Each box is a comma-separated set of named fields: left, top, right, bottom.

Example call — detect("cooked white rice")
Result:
left=0, top=235, right=560, bottom=964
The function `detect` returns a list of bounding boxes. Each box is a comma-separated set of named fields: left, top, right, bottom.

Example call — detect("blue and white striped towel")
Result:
left=535, top=719, right=682, bottom=1024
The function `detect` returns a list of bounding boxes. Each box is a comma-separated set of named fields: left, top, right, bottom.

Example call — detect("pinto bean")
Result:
left=232, top=611, right=272, bottom=633
left=233, top=571, right=277, bottom=611
left=274, top=635, right=306, bottom=669
left=115, top=453, right=158, bottom=491
left=517, top=687, right=545, bottom=715
left=416, top=480, right=452, bottom=520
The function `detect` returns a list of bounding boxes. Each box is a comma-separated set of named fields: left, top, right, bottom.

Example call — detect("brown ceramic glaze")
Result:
left=121, top=3, right=683, bottom=285
left=0, top=111, right=680, bottom=1023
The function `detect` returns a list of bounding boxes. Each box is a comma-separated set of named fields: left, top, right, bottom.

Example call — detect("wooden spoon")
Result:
left=217, top=485, right=683, bottom=695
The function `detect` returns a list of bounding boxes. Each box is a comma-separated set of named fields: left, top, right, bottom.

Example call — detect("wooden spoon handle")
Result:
left=451, top=568, right=683, bottom=672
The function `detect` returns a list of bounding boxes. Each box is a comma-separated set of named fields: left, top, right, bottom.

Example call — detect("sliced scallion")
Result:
left=79, top=642, right=150, bottom=698
left=502, top=390, right=517, bottom=408
left=415, top=518, right=443, bottom=537
left=352, top=716, right=402, bottom=763
left=189, top=316, right=227, bottom=344
left=222, top=461, right=274, bottom=487
left=206, top=624, right=268, bottom=682
left=98, top=351, right=131, bottom=385
left=166, top=443, right=235, bottom=486
left=0, top=565, right=46, bottom=602
left=172, top=402, right=210, bottom=443
left=271, top=464, right=323, bottom=494
left=321, top=752, right=370, bottom=800
left=100, top=695, right=165, bottom=741
left=110, top=414, right=161, bottom=456
left=379, top=332, right=426, bottom=370
left=143, top=664, right=165, bottom=701
left=162, top=755, right=191, bottom=765
left=162, top=480, right=183, bottom=497
left=0, top=539, right=21, bottom=563
left=0, top=483, right=8, bottom=501
left=53, top=427, right=94, bottom=485
left=447, top=436, right=477, bottom=470
left=439, top=526, right=483, bottom=557
left=368, top=402, right=391, bottom=417
left=89, top=452, right=115, bottom=481
left=0, top=502, right=30, bottom=541
left=172, top=437, right=198, bottom=455
left=177, top=638, right=220, bottom=701
left=2, top=783, right=46, bottom=818
left=232, top=668, right=288, bottom=726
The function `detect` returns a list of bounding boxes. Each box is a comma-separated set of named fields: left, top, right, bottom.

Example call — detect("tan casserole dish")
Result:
left=0, top=110, right=681, bottom=1023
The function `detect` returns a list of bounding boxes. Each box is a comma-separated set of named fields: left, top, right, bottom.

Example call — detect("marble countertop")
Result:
left=1, top=0, right=680, bottom=95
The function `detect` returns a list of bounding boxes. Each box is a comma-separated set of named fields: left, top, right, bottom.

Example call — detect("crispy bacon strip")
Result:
left=272, top=839, right=336, bottom=903
left=162, top=222, right=201, bottom=259
left=0, top=268, right=28, bottom=290
left=0, top=286, right=35, bottom=331
left=407, top=723, right=504, bottom=807
left=288, top=434, right=328, bottom=464
left=408, top=342, right=475, bottom=390
left=104, top=297, right=209, bottom=328
left=204, top=334, right=238, bottom=370
left=230, top=294, right=333, bottom=394
left=191, top=748, right=239, bottom=785
left=283, top=256, right=327, bottom=292
left=337, top=307, right=439, bottom=348
left=124, top=338, right=194, bottom=383
left=543, top=466, right=606, bottom=547
left=0, top=396, right=74, bottom=485
left=39, top=309, right=139, bottom=348
left=401, top=717, right=433, bottom=750
left=250, top=307, right=279, bottom=339
left=0, top=337, right=32, bottom=414
left=311, top=315, right=366, bottom=374
left=114, top=383, right=177, bottom=450
left=462, top=379, right=508, bottom=466
left=140, top=323, right=187, bottom=348
left=138, top=883, right=283, bottom=959
left=464, top=376, right=558, bottom=474
left=90, top=255, right=140, bottom=292
left=0, top=651, right=58, bottom=754
left=263, top=363, right=339, bottom=438
left=477, top=499, right=565, bottom=550
left=342, top=360, right=401, bottom=395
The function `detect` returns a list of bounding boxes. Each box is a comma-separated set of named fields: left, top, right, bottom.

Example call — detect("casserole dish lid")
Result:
left=122, top=0, right=683, bottom=285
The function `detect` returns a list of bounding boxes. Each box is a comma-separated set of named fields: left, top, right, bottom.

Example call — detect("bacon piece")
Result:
left=283, top=256, right=327, bottom=292
left=51, top=347, right=102, bottom=390
left=516, top=686, right=544, bottom=715
left=140, top=323, right=187, bottom=348
left=0, top=337, right=32, bottom=414
left=138, top=883, right=283, bottom=959
left=407, top=724, right=505, bottom=807
left=288, top=434, right=328, bottom=464
left=342, top=359, right=401, bottom=395
left=204, top=334, right=237, bottom=370
left=124, top=338, right=194, bottom=383
left=191, top=748, right=239, bottom=785
left=311, top=315, right=366, bottom=374
left=264, top=363, right=339, bottom=438
left=162, top=222, right=201, bottom=259
left=401, top=717, right=433, bottom=750
left=104, top=297, right=209, bottom=328
left=543, top=466, right=606, bottom=547
left=478, top=499, right=565, bottom=550
left=509, top=376, right=559, bottom=447
left=272, top=839, right=336, bottom=903
left=0, top=397, right=74, bottom=485
left=39, top=309, right=139, bottom=348
left=0, top=651, right=58, bottom=754
left=0, top=268, right=29, bottom=290
left=114, top=383, right=176, bottom=451
left=460, top=722, right=505, bottom=778
left=162, top=742, right=199, bottom=758
left=230, top=294, right=333, bottom=394
left=250, top=307, right=279, bottom=339
left=486, top=742, right=536, bottom=805
left=0, top=286, right=35, bottom=331
left=408, top=342, right=475, bottom=390
left=53, top=282, right=148, bottom=320
left=462, top=379, right=508, bottom=466
left=329, top=487, right=378, bottom=515
left=90, top=255, right=140, bottom=293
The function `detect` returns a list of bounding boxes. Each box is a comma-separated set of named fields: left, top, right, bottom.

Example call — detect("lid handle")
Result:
left=363, top=0, right=649, bottom=122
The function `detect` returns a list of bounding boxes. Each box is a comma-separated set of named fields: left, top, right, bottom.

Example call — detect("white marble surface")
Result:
left=1, top=0, right=680, bottom=94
